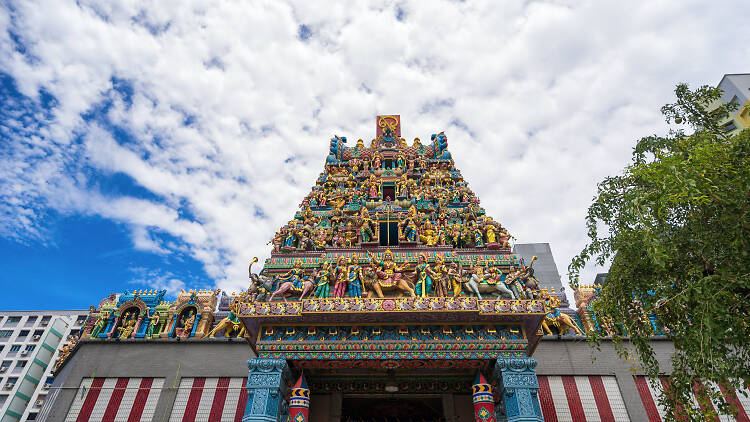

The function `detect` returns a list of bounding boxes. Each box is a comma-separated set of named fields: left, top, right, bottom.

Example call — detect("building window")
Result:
left=0, top=330, right=12, bottom=338
left=17, top=330, right=29, bottom=340
left=75, top=315, right=87, bottom=325
left=723, top=120, right=738, bottom=132
left=27, top=412, right=38, bottom=420
left=4, top=317, right=20, bottom=327
left=39, top=316, right=51, bottom=327
left=15, top=361, right=27, bottom=368
left=25, top=345, right=35, bottom=352
left=0, top=394, right=8, bottom=407
left=9, top=345, right=21, bottom=352
left=25, top=316, right=37, bottom=327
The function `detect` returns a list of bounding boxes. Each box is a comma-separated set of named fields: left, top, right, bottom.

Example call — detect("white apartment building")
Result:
left=0, top=311, right=88, bottom=422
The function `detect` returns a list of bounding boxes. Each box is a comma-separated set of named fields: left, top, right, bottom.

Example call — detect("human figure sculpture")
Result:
left=347, top=258, right=364, bottom=297
left=464, top=264, right=515, bottom=299
left=332, top=256, right=348, bottom=298
left=269, top=261, right=315, bottom=301
left=401, top=206, right=419, bottom=242
left=419, top=221, right=439, bottom=246
left=365, top=249, right=415, bottom=298
left=176, top=310, right=196, bottom=339
left=541, top=295, right=583, bottom=335
left=89, top=313, right=108, bottom=338
left=413, top=254, right=437, bottom=297
left=145, top=310, right=160, bottom=338
left=117, top=312, right=137, bottom=339
left=205, top=301, right=246, bottom=338
left=314, top=261, right=332, bottom=298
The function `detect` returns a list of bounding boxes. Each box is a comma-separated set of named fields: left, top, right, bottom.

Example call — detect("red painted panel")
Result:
left=128, top=378, right=153, bottom=422
left=209, top=377, right=230, bottom=421
left=76, top=378, right=105, bottom=422
left=691, top=380, right=719, bottom=421
left=634, top=376, right=662, bottom=422
left=183, top=377, right=206, bottom=422
left=660, top=377, right=688, bottom=421
left=102, top=378, right=130, bottom=422
left=235, top=377, right=249, bottom=422
left=536, top=376, right=558, bottom=422
left=718, top=384, right=750, bottom=422
left=589, top=376, right=615, bottom=422
left=561, top=376, right=587, bottom=422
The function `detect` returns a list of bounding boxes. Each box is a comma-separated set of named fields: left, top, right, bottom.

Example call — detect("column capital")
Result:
left=244, top=358, right=291, bottom=422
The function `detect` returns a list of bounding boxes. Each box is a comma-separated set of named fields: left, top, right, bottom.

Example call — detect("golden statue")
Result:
left=419, top=221, right=439, bottom=246
left=117, top=312, right=137, bottom=339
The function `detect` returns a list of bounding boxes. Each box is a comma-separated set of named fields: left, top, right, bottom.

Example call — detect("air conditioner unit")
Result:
left=35, top=399, right=44, bottom=406
left=33, top=335, right=40, bottom=340
left=20, top=350, right=28, bottom=356
left=42, top=383, right=51, bottom=390
left=3, top=384, right=13, bottom=390
left=0, top=367, right=6, bottom=373
left=40, top=321, right=48, bottom=326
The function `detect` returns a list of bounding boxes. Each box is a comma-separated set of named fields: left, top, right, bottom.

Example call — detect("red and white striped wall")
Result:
left=537, top=375, right=631, bottom=422
left=65, top=377, right=164, bottom=422
left=635, top=376, right=750, bottom=422
left=168, top=377, right=248, bottom=422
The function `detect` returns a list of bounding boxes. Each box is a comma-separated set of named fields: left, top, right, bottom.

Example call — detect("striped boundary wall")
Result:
left=635, top=376, right=750, bottom=422
left=537, top=375, right=630, bottom=421
left=168, top=377, right=248, bottom=422
left=64, top=378, right=164, bottom=422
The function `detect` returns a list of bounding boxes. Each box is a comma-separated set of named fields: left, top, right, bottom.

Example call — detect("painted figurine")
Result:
left=333, top=256, right=348, bottom=297
left=401, top=206, right=419, bottom=242
left=279, top=260, right=305, bottom=292
left=145, top=310, right=160, bottom=338
left=347, top=258, right=364, bottom=298
left=314, top=261, right=332, bottom=298
left=413, top=254, right=437, bottom=297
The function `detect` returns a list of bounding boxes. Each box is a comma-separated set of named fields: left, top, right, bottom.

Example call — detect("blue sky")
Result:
left=0, top=1, right=748, bottom=310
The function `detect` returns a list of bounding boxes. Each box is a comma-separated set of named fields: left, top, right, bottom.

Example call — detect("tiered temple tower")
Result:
left=239, top=115, right=553, bottom=422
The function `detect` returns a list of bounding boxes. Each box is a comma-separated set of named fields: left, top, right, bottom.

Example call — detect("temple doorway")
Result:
left=341, top=395, right=445, bottom=422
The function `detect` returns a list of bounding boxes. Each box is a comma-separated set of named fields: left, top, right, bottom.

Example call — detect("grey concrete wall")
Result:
left=535, top=336, right=675, bottom=421
left=46, top=339, right=254, bottom=422
left=47, top=337, right=675, bottom=421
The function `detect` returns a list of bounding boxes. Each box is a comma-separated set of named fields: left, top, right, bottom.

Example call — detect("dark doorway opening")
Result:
left=379, top=222, right=399, bottom=246
left=382, top=185, right=395, bottom=201
left=341, top=396, right=445, bottom=422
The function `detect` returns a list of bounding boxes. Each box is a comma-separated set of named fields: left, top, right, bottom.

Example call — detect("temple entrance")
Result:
left=341, top=395, right=445, bottom=422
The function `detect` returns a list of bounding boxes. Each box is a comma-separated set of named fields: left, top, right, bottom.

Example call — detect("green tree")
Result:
left=569, top=84, right=750, bottom=421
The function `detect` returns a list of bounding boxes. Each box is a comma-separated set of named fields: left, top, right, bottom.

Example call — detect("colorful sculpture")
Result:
left=365, top=249, right=415, bottom=298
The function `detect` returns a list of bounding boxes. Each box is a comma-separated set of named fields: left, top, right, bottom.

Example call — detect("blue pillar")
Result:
left=493, top=357, right=544, bottom=422
left=243, top=358, right=291, bottom=422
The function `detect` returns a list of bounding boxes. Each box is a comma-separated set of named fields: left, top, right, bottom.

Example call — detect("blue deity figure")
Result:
left=431, top=132, right=452, bottom=160
left=280, top=261, right=305, bottom=291
left=347, top=260, right=363, bottom=297
left=413, top=254, right=435, bottom=297
left=401, top=206, right=419, bottom=242
left=472, top=224, right=484, bottom=247
left=359, top=209, right=375, bottom=243
left=326, top=135, right=347, bottom=164
left=284, top=227, right=298, bottom=248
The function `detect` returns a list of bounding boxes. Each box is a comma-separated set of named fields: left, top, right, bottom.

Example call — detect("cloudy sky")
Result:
left=0, top=0, right=747, bottom=310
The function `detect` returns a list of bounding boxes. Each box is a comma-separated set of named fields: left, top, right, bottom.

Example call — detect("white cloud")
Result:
left=0, top=0, right=748, bottom=305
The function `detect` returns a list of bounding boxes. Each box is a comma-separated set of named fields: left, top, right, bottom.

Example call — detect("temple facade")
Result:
left=42, top=116, right=750, bottom=422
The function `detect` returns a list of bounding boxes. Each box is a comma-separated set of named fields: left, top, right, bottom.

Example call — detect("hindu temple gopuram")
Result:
left=43, top=116, right=750, bottom=422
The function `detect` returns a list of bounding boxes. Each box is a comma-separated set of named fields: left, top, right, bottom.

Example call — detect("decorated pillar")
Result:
left=493, top=357, right=544, bottom=422
left=472, top=372, right=496, bottom=422
left=288, top=373, right=310, bottom=422
left=244, top=358, right=291, bottom=422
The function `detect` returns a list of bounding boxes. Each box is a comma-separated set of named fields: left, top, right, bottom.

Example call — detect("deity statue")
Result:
left=347, top=258, right=364, bottom=297
left=485, top=223, right=497, bottom=244
left=401, top=206, right=419, bottom=242
left=396, top=153, right=406, bottom=168
left=278, top=260, right=305, bottom=292
left=364, top=249, right=415, bottom=298
left=117, top=312, right=137, bottom=339
left=284, top=226, right=299, bottom=249
left=314, top=261, right=332, bottom=298
left=89, top=312, right=108, bottom=338
left=333, top=256, right=348, bottom=297
left=471, top=222, right=484, bottom=247
left=145, top=309, right=160, bottom=339
left=413, top=254, right=437, bottom=297
left=355, top=138, right=365, bottom=149
left=177, top=311, right=196, bottom=339
left=206, top=301, right=246, bottom=338
left=358, top=209, right=375, bottom=243
left=419, top=221, right=439, bottom=246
